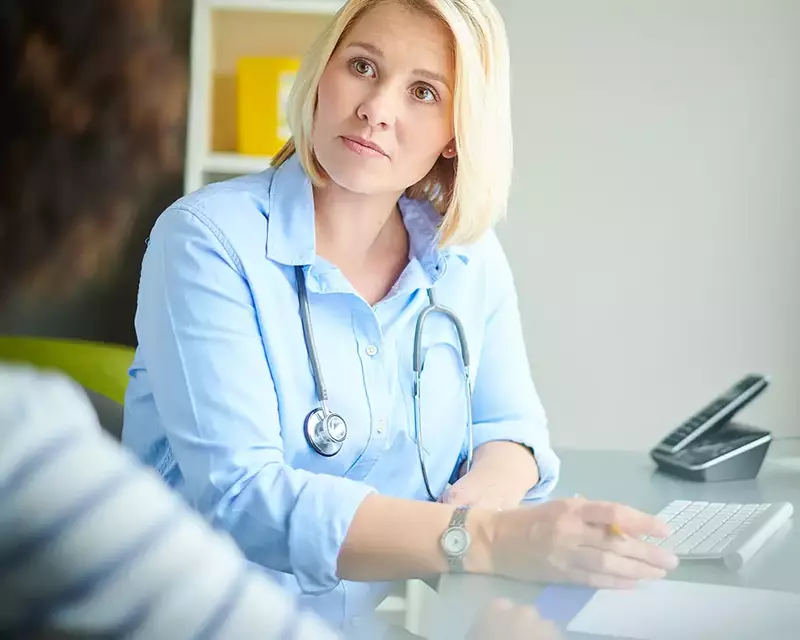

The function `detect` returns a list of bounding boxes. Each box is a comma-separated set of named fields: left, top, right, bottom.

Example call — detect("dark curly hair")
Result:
left=0, top=0, right=186, bottom=301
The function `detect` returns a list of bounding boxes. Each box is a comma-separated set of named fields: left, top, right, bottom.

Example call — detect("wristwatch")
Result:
left=440, top=505, right=471, bottom=572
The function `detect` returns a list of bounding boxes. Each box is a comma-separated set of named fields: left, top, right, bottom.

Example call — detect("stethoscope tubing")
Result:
left=412, top=289, right=473, bottom=499
left=295, top=265, right=473, bottom=501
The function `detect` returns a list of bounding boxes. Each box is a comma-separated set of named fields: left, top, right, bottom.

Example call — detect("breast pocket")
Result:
left=399, top=313, right=472, bottom=494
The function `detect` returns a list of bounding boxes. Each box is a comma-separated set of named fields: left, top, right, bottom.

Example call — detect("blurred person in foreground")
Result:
left=0, top=1, right=558, bottom=638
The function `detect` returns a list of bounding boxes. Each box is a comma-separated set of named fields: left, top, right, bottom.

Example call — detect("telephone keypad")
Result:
left=655, top=375, right=768, bottom=454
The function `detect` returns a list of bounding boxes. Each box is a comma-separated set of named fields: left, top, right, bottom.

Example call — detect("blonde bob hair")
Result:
left=272, top=0, right=513, bottom=248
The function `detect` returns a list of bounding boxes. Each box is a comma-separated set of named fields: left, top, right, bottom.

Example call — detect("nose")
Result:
left=356, top=85, right=398, bottom=129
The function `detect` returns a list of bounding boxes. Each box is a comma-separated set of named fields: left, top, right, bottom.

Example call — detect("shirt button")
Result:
left=350, top=616, right=363, bottom=628
left=376, top=419, right=385, bottom=434
left=365, top=344, right=378, bottom=357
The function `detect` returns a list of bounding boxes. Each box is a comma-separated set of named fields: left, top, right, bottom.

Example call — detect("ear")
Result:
left=441, top=139, right=457, bottom=159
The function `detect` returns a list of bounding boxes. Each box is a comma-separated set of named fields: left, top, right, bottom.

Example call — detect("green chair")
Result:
left=0, top=335, right=135, bottom=439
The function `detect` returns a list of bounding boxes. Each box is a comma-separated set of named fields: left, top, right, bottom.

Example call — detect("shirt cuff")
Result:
left=289, top=475, right=376, bottom=594
left=520, top=439, right=561, bottom=503
left=457, top=420, right=561, bottom=503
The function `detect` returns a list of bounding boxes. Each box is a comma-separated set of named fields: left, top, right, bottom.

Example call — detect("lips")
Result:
left=341, top=135, right=389, bottom=158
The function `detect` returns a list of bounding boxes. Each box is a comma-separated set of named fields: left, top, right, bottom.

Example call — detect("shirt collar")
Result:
left=266, top=153, right=470, bottom=270
left=266, top=154, right=316, bottom=266
left=397, top=195, right=470, bottom=277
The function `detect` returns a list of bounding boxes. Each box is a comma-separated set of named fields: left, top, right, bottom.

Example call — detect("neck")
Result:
left=313, top=183, right=407, bottom=268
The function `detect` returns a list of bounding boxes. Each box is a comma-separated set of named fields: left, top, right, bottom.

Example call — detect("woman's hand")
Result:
left=439, top=471, right=526, bottom=511
left=471, top=497, right=679, bottom=589
left=440, top=442, right=540, bottom=510
left=465, top=598, right=561, bottom=640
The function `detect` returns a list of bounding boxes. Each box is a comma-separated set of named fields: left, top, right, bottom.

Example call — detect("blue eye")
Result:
left=351, top=58, right=376, bottom=77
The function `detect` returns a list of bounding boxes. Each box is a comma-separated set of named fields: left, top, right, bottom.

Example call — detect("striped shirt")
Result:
left=0, top=364, right=340, bottom=640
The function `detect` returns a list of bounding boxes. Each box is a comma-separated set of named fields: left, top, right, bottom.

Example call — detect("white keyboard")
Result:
left=643, top=500, right=794, bottom=569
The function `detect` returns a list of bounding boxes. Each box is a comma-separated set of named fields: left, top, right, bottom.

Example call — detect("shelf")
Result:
left=183, top=0, right=341, bottom=191
left=203, top=152, right=272, bottom=175
left=207, top=0, right=343, bottom=14
left=208, top=7, right=334, bottom=153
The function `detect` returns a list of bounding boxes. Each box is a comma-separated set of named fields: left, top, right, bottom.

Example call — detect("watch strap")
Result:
left=450, top=505, right=469, bottom=529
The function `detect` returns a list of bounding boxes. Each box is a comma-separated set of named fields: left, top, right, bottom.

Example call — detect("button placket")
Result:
left=342, top=306, right=386, bottom=478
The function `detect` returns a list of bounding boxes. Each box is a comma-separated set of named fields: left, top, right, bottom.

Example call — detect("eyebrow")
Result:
left=346, top=41, right=452, bottom=89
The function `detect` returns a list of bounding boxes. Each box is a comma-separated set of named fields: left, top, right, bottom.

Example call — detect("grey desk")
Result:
left=428, top=441, right=800, bottom=639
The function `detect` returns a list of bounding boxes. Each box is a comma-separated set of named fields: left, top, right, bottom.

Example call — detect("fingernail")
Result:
left=492, top=598, right=515, bottom=611
left=662, top=553, right=679, bottom=570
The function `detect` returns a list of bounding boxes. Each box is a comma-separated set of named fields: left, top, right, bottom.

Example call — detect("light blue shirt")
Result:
left=122, top=153, right=560, bottom=634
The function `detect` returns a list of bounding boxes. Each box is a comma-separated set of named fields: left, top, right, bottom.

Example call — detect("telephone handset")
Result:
left=650, top=374, right=772, bottom=482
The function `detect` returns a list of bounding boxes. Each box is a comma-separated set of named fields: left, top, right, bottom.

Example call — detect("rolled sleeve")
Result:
left=288, top=474, right=375, bottom=592
left=458, top=232, right=561, bottom=501
left=469, top=417, right=560, bottom=503
left=134, top=205, right=374, bottom=594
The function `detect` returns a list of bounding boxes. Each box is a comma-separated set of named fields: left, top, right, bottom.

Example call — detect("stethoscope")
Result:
left=295, top=265, right=473, bottom=501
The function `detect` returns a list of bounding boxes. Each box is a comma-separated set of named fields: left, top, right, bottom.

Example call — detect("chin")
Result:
left=328, top=171, right=388, bottom=195
left=318, top=150, right=394, bottom=195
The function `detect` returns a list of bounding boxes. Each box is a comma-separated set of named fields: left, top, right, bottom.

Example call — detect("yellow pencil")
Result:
left=576, top=493, right=626, bottom=537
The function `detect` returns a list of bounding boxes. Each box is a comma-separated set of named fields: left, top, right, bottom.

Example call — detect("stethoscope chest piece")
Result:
left=304, top=408, right=348, bottom=457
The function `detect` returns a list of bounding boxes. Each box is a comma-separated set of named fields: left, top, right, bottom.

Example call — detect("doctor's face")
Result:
left=312, top=2, right=456, bottom=197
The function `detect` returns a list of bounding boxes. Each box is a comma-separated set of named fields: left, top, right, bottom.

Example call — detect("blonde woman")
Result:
left=123, top=0, right=678, bottom=637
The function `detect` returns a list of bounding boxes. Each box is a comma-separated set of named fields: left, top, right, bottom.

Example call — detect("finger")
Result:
left=467, top=498, right=510, bottom=511
left=505, top=606, right=556, bottom=640
left=542, top=620, right=564, bottom=640
left=508, top=606, right=561, bottom=640
left=529, top=619, right=563, bottom=640
left=488, top=597, right=516, bottom=613
left=440, top=490, right=463, bottom=505
left=466, top=599, right=517, bottom=639
left=572, top=545, right=668, bottom=581
left=441, top=491, right=501, bottom=510
left=564, top=566, right=639, bottom=590
left=579, top=500, right=672, bottom=538
left=579, top=524, right=679, bottom=571
left=600, top=531, right=679, bottom=571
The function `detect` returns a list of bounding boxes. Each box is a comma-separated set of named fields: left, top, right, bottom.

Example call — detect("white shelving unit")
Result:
left=185, top=0, right=345, bottom=193
left=184, top=0, right=430, bottom=633
left=202, top=151, right=272, bottom=176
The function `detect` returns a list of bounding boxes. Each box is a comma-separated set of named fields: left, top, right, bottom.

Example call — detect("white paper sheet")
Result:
left=567, top=580, right=800, bottom=639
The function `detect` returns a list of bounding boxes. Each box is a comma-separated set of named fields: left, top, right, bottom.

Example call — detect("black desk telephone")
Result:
left=650, top=374, right=772, bottom=482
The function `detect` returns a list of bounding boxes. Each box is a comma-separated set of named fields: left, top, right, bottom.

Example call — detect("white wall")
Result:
left=494, top=0, right=800, bottom=451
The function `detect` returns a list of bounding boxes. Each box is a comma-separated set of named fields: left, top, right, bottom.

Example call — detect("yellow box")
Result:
left=236, top=56, right=300, bottom=157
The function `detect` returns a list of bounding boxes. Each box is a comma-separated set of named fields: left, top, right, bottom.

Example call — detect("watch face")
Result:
left=443, top=527, right=470, bottom=556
